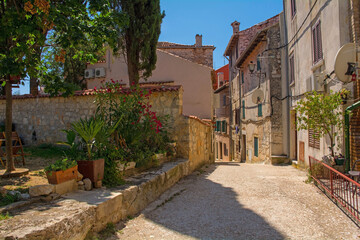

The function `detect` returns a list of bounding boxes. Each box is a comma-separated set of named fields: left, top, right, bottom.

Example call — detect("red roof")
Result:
left=224, top=14, right=279, bottom=56
left=4, top=85, right=182, bottom=100
left=213, top=64, right=229, bottom=90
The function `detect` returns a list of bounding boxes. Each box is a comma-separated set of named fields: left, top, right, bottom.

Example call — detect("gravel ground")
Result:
left=108, top=163, right=360, bottom=240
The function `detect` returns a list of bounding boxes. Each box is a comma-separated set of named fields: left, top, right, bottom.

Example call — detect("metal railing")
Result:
left=309, top=156, right=360, bottom=223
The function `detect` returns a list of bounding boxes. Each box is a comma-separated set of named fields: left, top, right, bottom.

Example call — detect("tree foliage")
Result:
left=295, top=90, right=349, bottom=157
left=118, top=0, right=165, bottom=85
left=0, top=0, right=126, bottom=172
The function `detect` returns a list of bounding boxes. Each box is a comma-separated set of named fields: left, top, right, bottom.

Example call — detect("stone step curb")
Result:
left=0, top=159, right=191, bottom=240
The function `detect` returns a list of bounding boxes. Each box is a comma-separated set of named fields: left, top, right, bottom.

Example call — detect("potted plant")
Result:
left=45, top=158, right=78, bottom=184
left=71, top=117, right=105, bottom=185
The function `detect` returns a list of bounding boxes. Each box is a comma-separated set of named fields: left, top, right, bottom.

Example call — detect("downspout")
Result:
left=281, top=2, right=291, bottom=159
left=345, top=101, right=360, bottom=172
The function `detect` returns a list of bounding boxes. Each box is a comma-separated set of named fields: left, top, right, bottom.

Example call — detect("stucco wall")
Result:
left=285, top=0, right=351, bottom=164
left=86, top=49, right=213, bottom=119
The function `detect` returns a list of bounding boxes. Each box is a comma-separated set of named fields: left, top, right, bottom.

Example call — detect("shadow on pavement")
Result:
left=140, top=164, right=285, bottom=240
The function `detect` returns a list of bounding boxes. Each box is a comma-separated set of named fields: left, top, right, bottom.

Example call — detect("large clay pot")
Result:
left=77, top=158, right=104, bottom=184
left=46, top=165, right=78, bottom=184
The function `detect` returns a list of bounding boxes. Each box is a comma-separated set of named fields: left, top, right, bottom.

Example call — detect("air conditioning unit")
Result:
left=84, top=69, right=95, bottom=79
left=95, top=68, right=106, bottom=78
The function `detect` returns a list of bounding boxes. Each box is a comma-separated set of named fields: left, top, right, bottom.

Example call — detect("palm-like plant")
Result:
left=71, top=117, right=104, bottom=160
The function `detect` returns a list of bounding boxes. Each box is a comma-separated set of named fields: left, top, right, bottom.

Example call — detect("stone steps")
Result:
left=0, top=159, right=191, bottom=240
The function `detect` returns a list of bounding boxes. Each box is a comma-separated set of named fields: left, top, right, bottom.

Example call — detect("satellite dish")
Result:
left=334, top=43, right=356, bottom=83
left=252, top=89, right=264, bottom=104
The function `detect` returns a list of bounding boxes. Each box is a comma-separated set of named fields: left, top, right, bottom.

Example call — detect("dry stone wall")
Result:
left=0, top=87, right=213, bottom=166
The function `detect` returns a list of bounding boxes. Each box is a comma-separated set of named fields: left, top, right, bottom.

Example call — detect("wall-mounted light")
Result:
left=248, top=61, right=255, bottom=73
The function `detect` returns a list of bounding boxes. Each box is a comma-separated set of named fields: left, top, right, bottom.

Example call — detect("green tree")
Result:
left=0, top=0, right=126, bottom=173
left=118, top=0, right=165, bottom=85
left=295, top=90, right=349, bottom=157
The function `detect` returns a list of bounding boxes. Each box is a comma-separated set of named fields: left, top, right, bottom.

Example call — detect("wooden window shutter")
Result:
left=258, top=104, right=262, bottom=117
left=317, top=22, right=323, bottom=60
left=308, top=128, right=320, bottom=149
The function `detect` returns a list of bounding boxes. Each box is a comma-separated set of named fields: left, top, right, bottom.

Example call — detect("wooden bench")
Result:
left=0, top=132, right=28, bottom=167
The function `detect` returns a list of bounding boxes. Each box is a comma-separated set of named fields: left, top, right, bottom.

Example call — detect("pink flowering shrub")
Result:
left=94, top=80, right=171, bottom=168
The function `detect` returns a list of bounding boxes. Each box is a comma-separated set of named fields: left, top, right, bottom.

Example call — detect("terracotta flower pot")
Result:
left=77, top=158, right=104, bottom=184
left=46, top=165, right=78, bottom=185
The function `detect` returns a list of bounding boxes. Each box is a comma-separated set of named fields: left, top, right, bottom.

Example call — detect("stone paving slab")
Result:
left=0, top=159, right=190, bottom=240
left=109, top=163, right=360, bottom=240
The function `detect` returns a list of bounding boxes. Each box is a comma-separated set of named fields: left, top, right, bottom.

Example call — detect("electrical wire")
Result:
left=264, top=0, right=318, bottom=52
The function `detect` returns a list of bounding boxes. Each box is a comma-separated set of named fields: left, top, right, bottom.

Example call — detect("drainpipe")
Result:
left=345, top=101, right=360, bottom=171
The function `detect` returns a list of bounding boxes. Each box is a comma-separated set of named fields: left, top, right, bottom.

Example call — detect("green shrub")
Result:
left=44, top=158, right=77, bottom=173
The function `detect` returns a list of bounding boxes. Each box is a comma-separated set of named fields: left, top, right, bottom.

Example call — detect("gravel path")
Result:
left=108, top=163, right=360, bottom=240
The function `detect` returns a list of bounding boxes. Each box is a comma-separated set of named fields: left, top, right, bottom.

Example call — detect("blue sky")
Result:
left=159, top=0, right=283, bottom=70
left=18, top=0, right=283, bottom=94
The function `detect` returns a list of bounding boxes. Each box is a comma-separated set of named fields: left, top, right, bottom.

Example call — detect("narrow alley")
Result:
left=108, top=163, right=360, bottom=240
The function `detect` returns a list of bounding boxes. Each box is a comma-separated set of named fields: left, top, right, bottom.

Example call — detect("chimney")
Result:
left=231, top=21, right=240, bottom=34
left=195, top=34, right=202, bottom=47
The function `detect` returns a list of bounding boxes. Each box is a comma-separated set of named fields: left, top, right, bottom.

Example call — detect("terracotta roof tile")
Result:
left=3, top=85, right=182, bottom=100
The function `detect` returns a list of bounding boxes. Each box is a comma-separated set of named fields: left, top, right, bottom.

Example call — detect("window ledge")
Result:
left=311, top=59, right=324, bottom=72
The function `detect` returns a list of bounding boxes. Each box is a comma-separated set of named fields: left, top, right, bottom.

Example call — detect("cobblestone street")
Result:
left=108, top=163, right=360, bottom=240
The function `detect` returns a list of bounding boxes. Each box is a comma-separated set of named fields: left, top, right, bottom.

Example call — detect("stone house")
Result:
left=86, top=35, right=215, bottom=119
left=283, top=0, right=352, bottom=166
left=348, top=0, right=360, bottom=169
left=214, top=65, right=230, bottom=161
left=223, top=14, right=286, bottom=162
left=234, top=21, right=288, bottom=164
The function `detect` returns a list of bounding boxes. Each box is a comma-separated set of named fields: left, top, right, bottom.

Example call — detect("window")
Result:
left=258, top=104, right=262, bottom=117
left=237, top=140, right=241, bottom=152
left=222, top=120, right=227, bottom=133
left=291, top=0, right=296, bottom=18
left=242, top=100, right=245, bottom=119
left=223, top=95, right=226, bottom=106
left=235, top=108, right=240, bottom=125
left=241, top=71, right=244, bottom=84
left=254, top=137, right=259, bottom=157
left=289, top=54, right=295, bottom=84
left=216, top=121, right=221, bottom=132
left=312, top=20, right=323, bottom=64
left=308, top=128, right=320, bottom=149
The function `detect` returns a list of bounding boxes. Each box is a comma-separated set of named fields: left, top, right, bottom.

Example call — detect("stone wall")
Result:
left=0, top=86, right=214, bottom=167
left=350, top=0, right=360, bottom=169
left=0, top=87, right=182, bottom=146
left=159, top=48, right=214, bottom=68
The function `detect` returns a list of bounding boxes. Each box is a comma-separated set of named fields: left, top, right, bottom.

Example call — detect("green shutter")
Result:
left=241, top=72, right=244, bottom=84
left=216, top=121, right=220, bottom=132
left=222, top=121, right=225, bottom=132
left=254, top=137, right=259, bottom=157
left=242, top=100, right=245, bottom=119
left=258, top=104, right=262, bottom=117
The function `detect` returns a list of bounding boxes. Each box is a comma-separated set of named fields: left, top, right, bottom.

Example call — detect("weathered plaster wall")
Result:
left=285, top=0, right=351, bottom=165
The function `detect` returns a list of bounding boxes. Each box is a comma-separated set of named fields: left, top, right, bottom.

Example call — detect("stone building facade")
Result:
left=284, top=0, right=352, bottom=166
left=223, top=14, right=286, bottom=162
left=234, top=22, right=287, bottom=164
left=213, top=65, right=230, bottom=161
left=349, top=0, right=360, bottom=169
